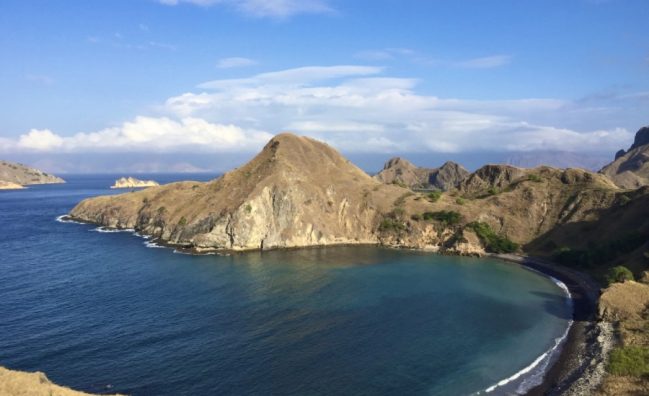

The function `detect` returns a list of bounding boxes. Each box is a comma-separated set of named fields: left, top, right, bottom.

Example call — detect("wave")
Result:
left=55, top=215, right=85, bottom=224
left=144, top=240, right=166, bottom=249
left=91, top=227, right=135, bottom=233
left=134, top=232, right=151, bottom=240
left=479, top=275, right=574, bottom=395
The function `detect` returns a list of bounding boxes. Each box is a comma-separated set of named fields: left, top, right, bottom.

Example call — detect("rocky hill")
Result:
left=71, top=134, right=406, bottom=252
left=111, top=177, right=159, bottom=189
left=70, top=133, right=625, bottom=257
left=374, top=157, right=468, bottom=190
left=0, top=160, right=65, bottom=187
left=600, top=126, right=649, bottom=188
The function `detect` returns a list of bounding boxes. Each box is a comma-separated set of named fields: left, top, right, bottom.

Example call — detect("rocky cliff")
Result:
left=374, top=158, right=468, bottom=190
left=111, top=177, right=159, bottom=189
left=600, top=126, right=649, bottom=188
left=0, top=160, right=65, bottom=186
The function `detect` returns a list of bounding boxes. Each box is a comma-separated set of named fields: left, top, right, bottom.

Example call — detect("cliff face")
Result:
left=111, top=177, right=159, bottom=189
left=70, top=133, right=623, bottom=256
left=600, top=126, right=649, bottom=189
left=0, top=160, right=65, bottom=185
left=374, top=158, right=468, bottom=190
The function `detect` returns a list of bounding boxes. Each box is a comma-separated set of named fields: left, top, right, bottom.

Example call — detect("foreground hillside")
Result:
left=0, top=366, right=121, bottom=396
left=0, top=160, right=65, bottom=187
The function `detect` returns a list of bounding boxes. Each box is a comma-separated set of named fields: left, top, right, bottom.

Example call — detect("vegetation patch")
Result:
left=421, top=210, right=463, bottom=226
left=178, top=216, right=187, bottom=226
left=426, top=191, right=442, bottom=203
left=527, top=174, right=543, bottom=183
left=467, top=222, right=518, bottom=253
left=606, top=265, right=634, bottom=285
left=455, top=197, right=466, bottom=205
left=554, top=231, right=646, bottom=269
left=607, top=346, right=649, bottom=377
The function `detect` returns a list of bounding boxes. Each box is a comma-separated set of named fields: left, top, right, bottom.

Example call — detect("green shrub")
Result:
left=157, top=206, right=166, bottom=215
left=379, top=218, right=406, bottom=232
left=426, top=191, right=442, bottom=202
left=245, top=204, right=252, bottom=213
left=467, top=222, right=518, bottom=253
left=455, top=197, right=466, bottom=205
left=606, top=266, right=634, bottom=284
left=411, top=214, right=421, bottom=221
left=178, top=216, right=187, bottom=226
left=487, top=187, right=499, bottom=196
left=608, top=346, right=649, bottom=377
left=421, top=211, right=462, bottom=225
left=528, top=174, right=542, bottom=183
left=553, top=232, right=646, bottom=268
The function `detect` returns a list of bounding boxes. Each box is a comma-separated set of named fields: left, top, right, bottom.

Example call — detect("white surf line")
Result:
left=476, top=275, right=574, bottom=395
left=90, top=227, right=136, bottom=233
left=55, top=214, right=85, bottom=224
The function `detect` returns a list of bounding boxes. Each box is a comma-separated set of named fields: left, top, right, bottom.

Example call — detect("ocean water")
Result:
left=0, top=175, right=572, bottom=396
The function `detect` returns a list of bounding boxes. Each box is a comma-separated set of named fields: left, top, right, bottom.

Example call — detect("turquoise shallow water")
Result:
left=0, top=175, right=572, bottom=395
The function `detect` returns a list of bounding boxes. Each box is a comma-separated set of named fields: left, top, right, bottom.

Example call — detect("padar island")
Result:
left=63, top=128, right=649, bottom=395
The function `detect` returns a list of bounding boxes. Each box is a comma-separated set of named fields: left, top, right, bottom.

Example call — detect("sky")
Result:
left=0, top=0, right=648, bottom=173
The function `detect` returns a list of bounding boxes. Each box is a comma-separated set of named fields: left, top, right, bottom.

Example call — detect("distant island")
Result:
left=0, top=160, right=65, bottom=189
left=67, top=127, right=649, bottom=395
left=111, top=177, right=159, bottom=189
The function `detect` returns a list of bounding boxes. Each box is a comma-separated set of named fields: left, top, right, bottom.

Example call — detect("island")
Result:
left=68, top=127, right=649, bottom=394
left=0, top=160, right=65, bottom=187
left=111, top=177, right=159, bottom=189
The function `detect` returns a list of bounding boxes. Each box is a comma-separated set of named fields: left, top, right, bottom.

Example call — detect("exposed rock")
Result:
left=0, top=181, right=24, bottom=190
left=374, top=158, right=468, bottom=190
left=0, top=160, right=65, bottom=185
left=111, top=177, right=159, bottom=189
left=599, top=281, right=649, bottom=322
left=0, top=366, right=121, bottom=396
left=601, top=126, right=649, bottom=188
left=630, top=126, right=649, bottom=151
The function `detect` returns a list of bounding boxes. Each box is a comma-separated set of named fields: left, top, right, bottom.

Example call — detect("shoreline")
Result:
left=492, top=254, right=609, bottom=396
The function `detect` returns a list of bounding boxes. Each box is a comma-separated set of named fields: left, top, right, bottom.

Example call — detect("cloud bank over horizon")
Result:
left=1, top=65, right=636, bottom=157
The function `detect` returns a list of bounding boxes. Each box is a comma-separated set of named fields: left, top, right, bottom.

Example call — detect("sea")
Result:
left=0, top=174, right=573, bottom=395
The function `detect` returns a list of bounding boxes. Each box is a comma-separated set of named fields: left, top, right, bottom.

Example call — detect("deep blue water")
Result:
left=0, top=175, right=572, bottom=396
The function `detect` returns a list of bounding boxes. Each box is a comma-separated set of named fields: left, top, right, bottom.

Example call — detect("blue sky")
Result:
left=0, top=0, right=648, bottom=172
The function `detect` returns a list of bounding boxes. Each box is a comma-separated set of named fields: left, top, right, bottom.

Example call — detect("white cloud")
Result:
left=198, top=65, right=383, bottom=89
left=216, top=57, right=257, bottom=69
left=18, top=129, right=64, bottom=151
left=353, top=48, right=512, bottom=69
left=5, top=65, right=636, bottom=155
left=455, top=55, right=512, bottom=69
left=159, top=0, right=332, bottom=18
left=3, top=118, right=272, bottom=153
